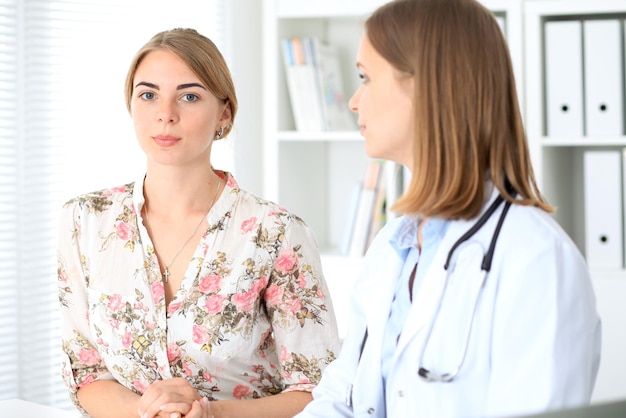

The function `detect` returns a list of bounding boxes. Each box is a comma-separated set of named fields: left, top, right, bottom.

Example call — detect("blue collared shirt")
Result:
left=380, top=216, right=450, bottom=388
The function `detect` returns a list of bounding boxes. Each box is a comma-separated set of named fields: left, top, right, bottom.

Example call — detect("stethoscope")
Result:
left=346, top=189, right=514, bottom=407
left=418, top=191, right=513, bottom=382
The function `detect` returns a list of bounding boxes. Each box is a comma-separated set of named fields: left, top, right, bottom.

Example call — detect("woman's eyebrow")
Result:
left=135, top=81, right=158, bottom=89
left=133, top=81, right=207, bottom=90
left=177, top=83, right=207, bottom=90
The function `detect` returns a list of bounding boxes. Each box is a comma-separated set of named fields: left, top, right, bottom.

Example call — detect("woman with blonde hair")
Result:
left=57, top=28, right=339, bottom=418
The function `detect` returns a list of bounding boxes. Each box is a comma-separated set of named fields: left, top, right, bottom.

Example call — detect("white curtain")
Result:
left=0, top=0, right=230, bottom=410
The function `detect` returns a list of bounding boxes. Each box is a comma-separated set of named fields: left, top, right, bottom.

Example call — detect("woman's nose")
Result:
left=156, top=101, right=178, bottom=123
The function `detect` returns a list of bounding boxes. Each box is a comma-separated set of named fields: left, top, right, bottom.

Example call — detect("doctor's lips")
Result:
left=153, top=134, right=181, bottom=147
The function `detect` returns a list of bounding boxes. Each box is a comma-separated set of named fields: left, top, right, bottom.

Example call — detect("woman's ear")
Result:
left=219, top=100, right=232, bottom=124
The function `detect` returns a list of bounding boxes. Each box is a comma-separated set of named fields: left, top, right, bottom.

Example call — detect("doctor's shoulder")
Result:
left=499, top=202, right=587, bottom=269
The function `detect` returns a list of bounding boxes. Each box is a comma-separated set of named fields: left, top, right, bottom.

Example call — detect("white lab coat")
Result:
left=296, top=187, right=601, bottom=418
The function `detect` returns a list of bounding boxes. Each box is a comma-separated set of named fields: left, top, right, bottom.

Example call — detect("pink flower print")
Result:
left=109, top=319, right=120, bottom=330
left=232, top=290, right=256, bottom=313
left=202, top=370, right=214, bottom=383
left=151, top=281, right=165, bottom=304
left=133, top=380, right=149, bottom=393
left=145, top=321, right=157, bottom=329
left=107, top=294, right=125, bottom=312
left=274, top=248, right=299, bottom=275
left=183, top=361, right=193, bottom=376
left=77, top=373, right=96, bottom=388
left=103, top=185, right=126, bottom=197
left=192, top=324, right=210, bottom=345
left=116, top=221, right=133, bottom=241
left=167, top=300, right=182, bottom=316
left=250, top=276, right=268, bottom=294
left=231, top=291, right=255, bottom=312
left=240, top=217, right=259, bottom=234
left=122, top=331, right=132, bottom=349
left=282, top=295, right=302, bottom=314
left=264, top=284, right=284, bottom=307
left=199, top=274, right=222, bottom=294
left=205, top=294, right=227, bottom=315
left=77, top=349, right=101, bottom=366
left=317, top=287, right=325, bottom=300
left=280, top=345, right=292, bottom=363
left=167, top=343, right=182, bottom=363
left=226, top=175, right=236, bottom=188
left=232, top=384, right=251, bottom=400
left=297, top=273, right=306, bottom=288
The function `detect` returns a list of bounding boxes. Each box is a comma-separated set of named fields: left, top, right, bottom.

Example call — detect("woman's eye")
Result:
left=182, top=93, right=199, bottom=102
left=139, top=92, right=155, bottom=100
left=358, top=73, right=368, bottom=83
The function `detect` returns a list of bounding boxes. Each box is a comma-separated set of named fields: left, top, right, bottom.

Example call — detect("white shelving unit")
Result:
left=524, top=0, right=626, bottom=404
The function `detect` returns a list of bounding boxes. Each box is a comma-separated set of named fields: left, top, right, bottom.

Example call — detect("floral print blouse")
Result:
left=57, top=171, right=340, bottom=414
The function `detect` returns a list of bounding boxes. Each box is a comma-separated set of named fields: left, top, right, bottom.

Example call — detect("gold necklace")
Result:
left=144, top=176, right=222, bottom=283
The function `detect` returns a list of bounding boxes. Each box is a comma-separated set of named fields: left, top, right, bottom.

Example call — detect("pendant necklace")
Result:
left=144, top=176, right=222, bottom=283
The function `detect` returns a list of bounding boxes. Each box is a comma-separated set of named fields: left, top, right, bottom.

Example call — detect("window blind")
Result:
left=0, top=0, right=228, bottom=410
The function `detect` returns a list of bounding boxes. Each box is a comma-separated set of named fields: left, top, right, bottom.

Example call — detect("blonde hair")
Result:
left=124, top=28, right=237, bottom=139
left=366, top=0, right=552, bottom=218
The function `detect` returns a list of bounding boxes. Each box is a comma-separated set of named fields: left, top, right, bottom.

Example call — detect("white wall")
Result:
left=229, top=0, right=265, bottom=197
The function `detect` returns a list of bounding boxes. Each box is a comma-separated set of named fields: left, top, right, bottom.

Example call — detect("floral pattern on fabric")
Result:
left=57, top=172, right=340, bottom=413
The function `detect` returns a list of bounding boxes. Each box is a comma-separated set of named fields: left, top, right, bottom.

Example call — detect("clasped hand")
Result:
left=137, top=377, right=213, bottom=418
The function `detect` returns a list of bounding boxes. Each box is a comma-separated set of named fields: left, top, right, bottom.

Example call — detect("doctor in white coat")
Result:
left=295, top=0, right=602, bottom=417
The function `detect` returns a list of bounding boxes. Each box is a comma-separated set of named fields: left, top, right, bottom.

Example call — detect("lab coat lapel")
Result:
left=394, top=221, right=470, bottom=355
left=362, top=243, right=404, bottom=348
left=352, top=238, right=404, bottom=413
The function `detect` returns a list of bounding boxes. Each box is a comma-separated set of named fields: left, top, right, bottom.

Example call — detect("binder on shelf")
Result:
left=583, top=20, right=623, bottom=136
left=583, top=150, right=623, bottom=270
left=495, top=15, right=506, bottom=38
left=544, top=20, right=583, bottom=137
left=280, top=37, right=325, bottom=131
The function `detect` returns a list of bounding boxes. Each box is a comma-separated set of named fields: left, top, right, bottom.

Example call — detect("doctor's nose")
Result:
left=348, top=87, right=361, bottom=113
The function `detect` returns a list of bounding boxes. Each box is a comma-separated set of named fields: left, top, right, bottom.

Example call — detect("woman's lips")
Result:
left=153, top=135, right=180, bottom=147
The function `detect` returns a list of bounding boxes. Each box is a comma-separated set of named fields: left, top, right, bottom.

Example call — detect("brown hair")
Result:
left=124, top=28, right=237, bottom=139
left=366, top=0, right=552, bottom=218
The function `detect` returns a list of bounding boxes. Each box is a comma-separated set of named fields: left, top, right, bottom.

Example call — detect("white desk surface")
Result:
left=0, top=398, right=80, bottom=418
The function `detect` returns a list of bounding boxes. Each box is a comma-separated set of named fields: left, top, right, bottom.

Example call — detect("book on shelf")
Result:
left=341, top=160, right=387, bottom=257
left=280, top=36, right=356, bottom=132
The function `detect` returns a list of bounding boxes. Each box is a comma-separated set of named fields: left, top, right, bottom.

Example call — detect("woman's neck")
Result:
left=142, top=165, right=222, bottom=217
